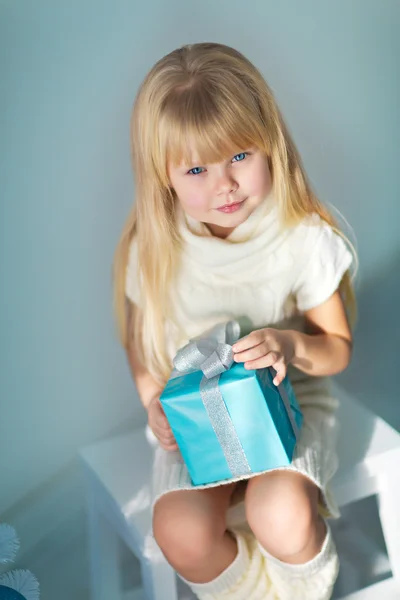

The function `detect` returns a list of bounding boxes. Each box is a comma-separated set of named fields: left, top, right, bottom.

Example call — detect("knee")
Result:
left=153, top=495, right=225, bottom=569
left=245, top=473, right=318, bottom=558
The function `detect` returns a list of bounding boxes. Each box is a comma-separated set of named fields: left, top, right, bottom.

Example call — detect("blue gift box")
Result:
left=160, top=323, right=303, bottom=486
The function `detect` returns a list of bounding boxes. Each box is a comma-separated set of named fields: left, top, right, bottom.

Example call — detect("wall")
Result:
left=1, top=0, right=399, bottom=521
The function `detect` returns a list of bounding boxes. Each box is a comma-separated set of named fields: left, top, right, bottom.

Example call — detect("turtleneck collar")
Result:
left=177, top=192, right=281, bottom=272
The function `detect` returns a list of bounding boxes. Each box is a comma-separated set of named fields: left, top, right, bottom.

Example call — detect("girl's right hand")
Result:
left=147, top=395, right=178, bottom=452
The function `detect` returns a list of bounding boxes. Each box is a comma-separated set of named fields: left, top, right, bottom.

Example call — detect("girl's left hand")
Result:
left=232, top=328, right=295, bottom=386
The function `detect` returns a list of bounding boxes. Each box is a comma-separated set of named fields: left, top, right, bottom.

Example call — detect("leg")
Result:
left=152, top=484, right=236, bottom=584
left=245, top=470, right=325, bottom=564
left=245, top=470, right=339, bottom=600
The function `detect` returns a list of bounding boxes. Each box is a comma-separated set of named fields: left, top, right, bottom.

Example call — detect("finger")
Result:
left=156, top=430, right=177, bottom=447
left=231, top=330, right=264, bottom=353
left=149, top=417, right=170, bottom=435
left=160, top=441, right=179, bottom=452
left=149, top=416, right=170, bottom=432
left=157, top=416, right=171, bottom=431
left=243, top=351, right=281, bottom=370
left=153, top=426, right=176, bottom=444
left=271, top=360, right=287, bottom=386
left=160, top=439, right=178, bottom=451
left=234, top=341, right=270, bottom=363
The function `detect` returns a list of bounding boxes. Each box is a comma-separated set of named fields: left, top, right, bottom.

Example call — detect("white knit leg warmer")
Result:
left=258, top=521, right=339, bottom=600
left=180, top=530, right=275, bottom=600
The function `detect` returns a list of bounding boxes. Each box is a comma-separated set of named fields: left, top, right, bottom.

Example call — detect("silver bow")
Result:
left=171, top=321, right=252, bottom=478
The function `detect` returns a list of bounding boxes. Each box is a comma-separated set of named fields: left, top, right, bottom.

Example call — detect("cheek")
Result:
left=175, top=180, right=209, bottom=212
left=181, top=191, right=207, bottom=209
left=245, top=160, right=272, bottom=196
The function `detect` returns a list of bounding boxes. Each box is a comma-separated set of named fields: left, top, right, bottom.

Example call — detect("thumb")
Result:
left=156, top=399, right=170, bottom=427
left=271, top=360, right=287, bottom=386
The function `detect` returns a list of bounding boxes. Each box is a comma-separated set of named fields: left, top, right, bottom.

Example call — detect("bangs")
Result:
left=158, top=83, right=267, bottom=170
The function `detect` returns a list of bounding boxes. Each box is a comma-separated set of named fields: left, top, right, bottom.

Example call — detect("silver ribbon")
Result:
left=171, top=321, right=252, bottom=477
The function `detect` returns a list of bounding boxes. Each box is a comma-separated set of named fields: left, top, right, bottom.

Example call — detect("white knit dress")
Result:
left=126, top=195, right=353, bottom=524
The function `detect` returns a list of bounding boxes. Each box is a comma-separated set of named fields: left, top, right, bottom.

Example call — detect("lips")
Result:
left=216, top=200, right=245, bottom=214
left=218, top=201, right=241, bottom=209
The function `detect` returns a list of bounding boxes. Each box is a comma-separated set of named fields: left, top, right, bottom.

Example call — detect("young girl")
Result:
left=114, top=43, right=356, bottom=600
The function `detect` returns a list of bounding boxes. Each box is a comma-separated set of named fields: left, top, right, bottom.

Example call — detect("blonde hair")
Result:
left=114, top=42, right=357, bottom=385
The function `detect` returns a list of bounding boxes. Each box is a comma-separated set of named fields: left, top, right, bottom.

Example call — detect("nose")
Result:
left=215, top=170, right=238, bottom=196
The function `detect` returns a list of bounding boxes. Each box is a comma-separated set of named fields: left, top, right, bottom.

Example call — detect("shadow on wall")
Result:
left=336, top=254, right=400, bottom=431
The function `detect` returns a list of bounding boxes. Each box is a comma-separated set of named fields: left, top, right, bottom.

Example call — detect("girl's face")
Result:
left=168, top=148, right=272, bottom=238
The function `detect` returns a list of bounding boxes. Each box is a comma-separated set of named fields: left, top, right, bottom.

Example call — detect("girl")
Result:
left=114, top=43, right=356, bottom=600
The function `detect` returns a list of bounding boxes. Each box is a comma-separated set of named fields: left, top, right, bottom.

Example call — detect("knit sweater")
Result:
left=126, top=193, right=352, bottom=369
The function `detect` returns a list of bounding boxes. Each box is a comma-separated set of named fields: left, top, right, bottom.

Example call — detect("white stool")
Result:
left=80, top=386, right=400, bottom=600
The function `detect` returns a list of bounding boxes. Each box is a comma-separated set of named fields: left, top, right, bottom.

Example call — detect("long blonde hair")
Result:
left=114, top=42, right=357, bottom=385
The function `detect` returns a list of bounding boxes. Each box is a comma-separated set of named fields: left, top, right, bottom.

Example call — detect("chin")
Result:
left=224, top=205, right=254, bottom=225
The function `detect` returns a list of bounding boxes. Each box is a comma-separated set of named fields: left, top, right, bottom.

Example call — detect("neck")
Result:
left=205, top=222, right=236, bottom=239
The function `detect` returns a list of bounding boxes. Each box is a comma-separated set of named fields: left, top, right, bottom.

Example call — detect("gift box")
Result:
left=160, top=321, right=303, bottom=486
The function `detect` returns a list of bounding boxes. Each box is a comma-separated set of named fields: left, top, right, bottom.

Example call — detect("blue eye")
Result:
left=232, top=152, right=247, bottom=162
left=188, top=166, right=205, bottom=175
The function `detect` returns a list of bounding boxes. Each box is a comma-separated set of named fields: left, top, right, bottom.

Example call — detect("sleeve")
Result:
left=294, top=221, right=353, bottom=312
left=125, top=238, right=141, bottom=306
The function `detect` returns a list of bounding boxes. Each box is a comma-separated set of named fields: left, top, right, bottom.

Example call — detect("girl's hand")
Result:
left=147, top=395, right=178, bottom=452
left=232, top=328, right=295, bottom=386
